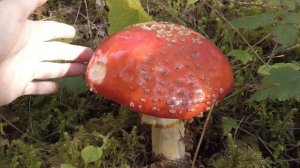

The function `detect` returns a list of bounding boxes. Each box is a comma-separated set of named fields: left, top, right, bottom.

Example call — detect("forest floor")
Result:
left=0, top=0, right=299, bottom=168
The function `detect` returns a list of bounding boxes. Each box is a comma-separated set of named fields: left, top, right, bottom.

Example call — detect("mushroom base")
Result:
left=144, top=158, right=190, bottom=168
left=151, top=121, right=185, bottom=160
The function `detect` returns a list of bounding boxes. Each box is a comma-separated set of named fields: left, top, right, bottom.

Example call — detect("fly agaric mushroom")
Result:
left=86, top=21, right=233, bottom=161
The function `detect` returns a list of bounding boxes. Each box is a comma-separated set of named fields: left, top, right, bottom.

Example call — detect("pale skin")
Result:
left=0, top=0, right=93, bottom=106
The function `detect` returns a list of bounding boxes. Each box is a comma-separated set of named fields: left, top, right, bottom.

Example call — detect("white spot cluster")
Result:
left=134, top=21, right=204, bottom=43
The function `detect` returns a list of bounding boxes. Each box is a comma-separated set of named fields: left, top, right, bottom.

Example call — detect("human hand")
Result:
left=0, top=0, right=93, bottom=106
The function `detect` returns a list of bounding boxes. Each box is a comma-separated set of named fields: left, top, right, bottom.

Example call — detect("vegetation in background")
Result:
left=208, top=134, right=271, bottom=168
left=0, top=0, right=299, bottom=167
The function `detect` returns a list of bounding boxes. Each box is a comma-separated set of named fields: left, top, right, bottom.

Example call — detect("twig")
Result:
left=64, top=5, right=89, bottom=21
left=267, top=41, right=278, bottom=64
left=223, top=88, right=242, bottom=101
left=146, top=0, right=150, bottom=15
left=233, top=117, right=244, bottom=139
left=28, top=96, right=34, bottom=136
left=0, top=113, right=39, bottom=142
left=257, top=135, right=276, bottom=160
left=192, top=101, right=215, bottom=168
left=83, top=0, right=92, bottom=38
left=275, top=158, right=300, bottom=163
left=279, top=44, right=300, bottom=52
left=239, top=127, right=300, bottom=164
left=226, top=0, right=267, bottom=7
left=237, top=127, right=275, bottom=159
left=202, top=1, right=267, bottom=65
left=251, top=33, right=272, bottom=48
left=74, top=0, right=82, bottom=25
left=42, top=131, right=59, bottom=140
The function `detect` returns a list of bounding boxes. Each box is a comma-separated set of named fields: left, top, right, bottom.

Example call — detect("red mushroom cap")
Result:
left=86, top=21, right=233, bottom=119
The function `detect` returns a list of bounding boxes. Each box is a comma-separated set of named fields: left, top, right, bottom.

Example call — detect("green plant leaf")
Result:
left=81, top=146, right=103, bottom=164
left=272, top=23, right=298, bottom=46
left=118, top=105, right=132, bottom=119
left=268, top=0, right=296, bottom=10
left=222, top=117, right=238, bottom=136
left=227, top=49, right=253, bottom=64
left=250, top=67, right=300, bottom=101
left=55, top=76, right=87, bottom=94
left=285, top=0, right=296, bottom=10
left=187, top=0, right=198, bottom=5
left=282, top=12, right=300, bottom=24
left=107, top=0, right=152, bottom=35
left=258, top=63, right=300, bottom=75
left=269, top=0, right=281, bottom=6
left=61, top=164, right=76, bottom=168
left=230, top=14, right=276, bottom=29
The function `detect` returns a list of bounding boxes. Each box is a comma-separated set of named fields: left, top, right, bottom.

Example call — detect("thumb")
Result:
left=0, top=0, right=48, bottom=21
left=13, top=0, right=48, bottom=19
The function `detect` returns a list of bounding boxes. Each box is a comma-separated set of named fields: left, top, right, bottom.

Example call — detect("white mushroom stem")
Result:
left=151, top=121, right=185, bottom=160
left=141, top=115, right=185, bottom=160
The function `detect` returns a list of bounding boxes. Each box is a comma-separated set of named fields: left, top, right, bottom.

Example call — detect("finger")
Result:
left=29, top=20, right=76, bottom=41
left=23, top=81, right=58, bottom=95
left=34, top=62, right=86, bottom=80
left=41, top=42, right=93, bottom=62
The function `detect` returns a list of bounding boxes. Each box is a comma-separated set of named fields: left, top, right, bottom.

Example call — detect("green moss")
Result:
left=0, top=0, right=299, bottom=167
left=209, top=134, right=271, bottom=168
left=0, top=140, right=42, bottom=168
